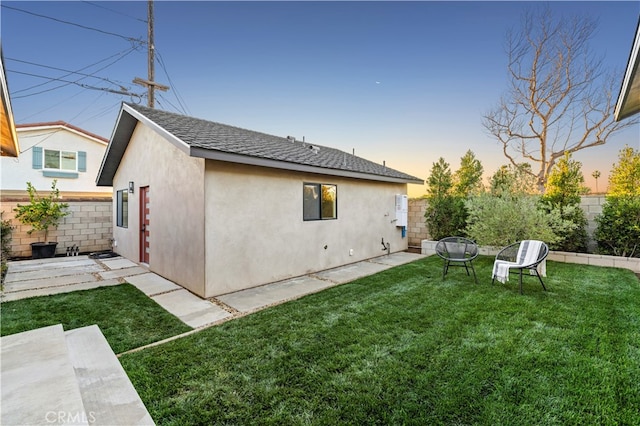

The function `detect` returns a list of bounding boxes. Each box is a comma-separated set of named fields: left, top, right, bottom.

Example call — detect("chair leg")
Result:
left=469, top=261, right=478, bottom=284
left=519, top=270, right=523, bottom=294
left=442, top=260, right=448, bottom=281
left=534, top=270, right=547, bottom=291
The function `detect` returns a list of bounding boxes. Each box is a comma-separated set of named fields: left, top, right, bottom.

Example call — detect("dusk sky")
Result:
left=2, top=1, right=639, bottom=196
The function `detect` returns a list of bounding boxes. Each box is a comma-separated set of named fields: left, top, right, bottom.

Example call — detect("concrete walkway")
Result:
left=2, top=251, right=426, bottom=329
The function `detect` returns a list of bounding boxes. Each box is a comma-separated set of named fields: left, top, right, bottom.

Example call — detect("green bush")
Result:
left=1, top=212, right=13, bottom=285
left=594, top=196, right=640, bottom=258
left=425, top=196, right=467, bottom=241
left=465, top=193, right=563, bottom=247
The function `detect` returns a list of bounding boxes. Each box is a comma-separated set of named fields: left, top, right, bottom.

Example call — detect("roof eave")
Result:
left=96, top=103, right=191, bottom=186
left=190, top=146, right=424, bottom=184
left=615, top=18, right=640, bottom=121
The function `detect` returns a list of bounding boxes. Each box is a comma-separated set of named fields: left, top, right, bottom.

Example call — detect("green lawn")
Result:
left=0, top=284, right=192, bottom=353
left=117, top=256, right=640, bottom=425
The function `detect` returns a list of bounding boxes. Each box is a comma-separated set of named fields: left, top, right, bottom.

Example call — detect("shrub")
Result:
left=594, top=196, right=640, bottom=258
left=424, top=158, right=467, bottom=239
left=464, top=193, right=562, bottom=247
left=540, top=153, right=589, bottom=252
left=13, top=180, right=69, bottom=243
left=1, top=212, right=13, bottom=284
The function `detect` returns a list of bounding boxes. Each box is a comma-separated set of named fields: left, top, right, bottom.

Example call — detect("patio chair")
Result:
left=435, top=237, right=478, bottom=284
left=491, top=240, right=549, bottom=294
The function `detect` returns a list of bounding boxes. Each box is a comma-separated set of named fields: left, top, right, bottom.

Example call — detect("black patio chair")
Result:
left=435, top=236, right=479, bottom=284
left=491, top=240, right=549, bottom=294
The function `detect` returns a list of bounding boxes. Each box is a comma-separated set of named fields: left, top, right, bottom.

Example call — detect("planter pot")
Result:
left=31, top=242, right=58, bottom=259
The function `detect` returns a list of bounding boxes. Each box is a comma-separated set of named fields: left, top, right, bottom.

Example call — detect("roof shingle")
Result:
left=126, top=103, right=422, bottom=183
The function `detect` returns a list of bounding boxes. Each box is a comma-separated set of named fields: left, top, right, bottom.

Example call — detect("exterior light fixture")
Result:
left=128, top=181, right=134, bottom=194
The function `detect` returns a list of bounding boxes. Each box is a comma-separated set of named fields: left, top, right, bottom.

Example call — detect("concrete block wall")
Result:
left=2, top=200, right=113, bottom=258
left=579, top=195, right=605, bottom=251
left=408, top=198, right=429, bottom=247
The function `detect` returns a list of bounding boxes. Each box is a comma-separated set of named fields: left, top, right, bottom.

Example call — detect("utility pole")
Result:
left=133, top=0, right=168, bottom=107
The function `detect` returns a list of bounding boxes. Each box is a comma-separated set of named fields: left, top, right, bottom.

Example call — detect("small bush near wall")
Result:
left=1, top=212, right=13, bottom=284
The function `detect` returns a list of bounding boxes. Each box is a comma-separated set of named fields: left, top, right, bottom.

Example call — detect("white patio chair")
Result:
left=491, top=240, right=549, bottom=294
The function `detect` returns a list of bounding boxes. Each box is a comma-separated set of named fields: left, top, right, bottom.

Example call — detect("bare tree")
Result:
left=483, top=7, right=640, bottom=192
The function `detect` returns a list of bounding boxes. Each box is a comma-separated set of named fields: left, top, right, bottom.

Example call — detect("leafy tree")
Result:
left=424, top=158, right=466, bottom=240
left=13, top=180, right=69, bottom=243
left=594, top=146, right=640, bottom=257
left=453, top=150, right=484, bottom=197
left=607, top=145, right=640, bottom=197
left=489, top=163, right=538, bottom=196
left=483, top=6, right=639, bottom=192
left=540, top=152, right=588, bottom=252
left=594, top=197, right=640, bottom=258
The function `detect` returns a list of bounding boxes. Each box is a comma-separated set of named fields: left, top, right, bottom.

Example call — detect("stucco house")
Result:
left=97, top=102, right=423, bottom=298
left=1, top=121, right=110, bottom=196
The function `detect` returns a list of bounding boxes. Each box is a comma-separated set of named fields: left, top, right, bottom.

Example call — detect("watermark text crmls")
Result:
left=45, top=410, right=96, bottom=424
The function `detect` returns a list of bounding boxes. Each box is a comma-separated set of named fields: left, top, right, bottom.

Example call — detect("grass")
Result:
left=115, top=256, right=640, bottom=425
left=0, top=284, right=192, bottom=353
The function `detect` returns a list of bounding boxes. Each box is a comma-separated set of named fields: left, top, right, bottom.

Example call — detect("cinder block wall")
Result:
left=410, top=195, right=606, bottom=251
left=408, top=198, right=429, bottom=247
left=2, top=199, right=113, bottom=258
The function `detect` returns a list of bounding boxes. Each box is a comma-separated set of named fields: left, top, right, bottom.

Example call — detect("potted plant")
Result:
left=14, top=180, right=69, bottom=259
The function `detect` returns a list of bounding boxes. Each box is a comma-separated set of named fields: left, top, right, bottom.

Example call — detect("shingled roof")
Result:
left=97, top=102, right=423, bottom=186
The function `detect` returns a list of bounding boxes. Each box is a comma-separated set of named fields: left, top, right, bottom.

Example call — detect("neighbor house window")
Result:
left=44, top=149, right=77, bottom=171
left=117, top=190, right=128, bottom=228
left=303, top=183, right=337, bottom=220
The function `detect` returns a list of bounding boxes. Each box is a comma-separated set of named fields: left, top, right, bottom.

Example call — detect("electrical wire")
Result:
left=155, top=49, right=189, bottom=115
left=9, top=47, right=140, bottom=98
left=2, top=4, right=146, bottom=45
left=7, top=57, right=132, bottom=90
left=81, top=1, right=147, bottom=23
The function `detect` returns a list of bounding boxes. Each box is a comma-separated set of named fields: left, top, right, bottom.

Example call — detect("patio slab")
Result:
left=100, top=258, right=139, bottom=270
left=1, top=279, right=123, bottom=302
left=217, top=274, right=336, bottom=313
left=98, top=266, right=148, bottom=280
left=313, top=260, right=390, bottom=284
left=152, top=289, right=232, bottom=328
left=3, top=273, right=100, bottom=293
left=126, top=272, right=182, bottom=296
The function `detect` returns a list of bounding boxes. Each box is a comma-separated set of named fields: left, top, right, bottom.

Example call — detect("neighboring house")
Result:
left=1, top=45, right=19, bottom=157
left=97, top=102, right=423, bottom=298
left=615, top=17, right=640, bottom=121
left=2, top=122, right=113, bottom=258
left=1, top=121, right=111, bottom=196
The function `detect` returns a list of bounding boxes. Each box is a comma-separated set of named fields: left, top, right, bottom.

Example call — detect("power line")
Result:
left=7, top=57, right=131, bottom=89
left=156, top=49, right=189, bottom=115
left=81, top=1, right=147, bottom=23
left=2, top=4, right=146, bottom=46
left=9, top=70, right=142, bottom=98
left=9, top=47, right=139, bottom=98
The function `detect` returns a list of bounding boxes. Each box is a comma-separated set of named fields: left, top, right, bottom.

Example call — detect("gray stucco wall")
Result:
left=112, top=124, right=206, bottom=296
left=204, top=160, right=409, bottom=297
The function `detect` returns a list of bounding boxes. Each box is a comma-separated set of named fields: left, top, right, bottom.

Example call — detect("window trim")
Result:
left=116, top=189, right=129, bottom=228
left=303, top=182, right=337, bottom=221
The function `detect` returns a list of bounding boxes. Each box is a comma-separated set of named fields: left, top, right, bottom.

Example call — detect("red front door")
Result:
left=140, top=186, right=150, bottom=264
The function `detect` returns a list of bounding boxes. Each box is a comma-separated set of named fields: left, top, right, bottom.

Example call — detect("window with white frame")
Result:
left=44, top=149, right=77, bottom=171
left=303, top=183, right=337, bottom=221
